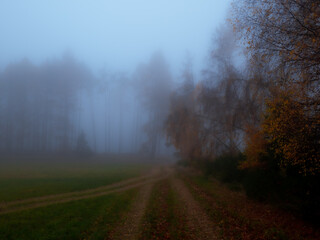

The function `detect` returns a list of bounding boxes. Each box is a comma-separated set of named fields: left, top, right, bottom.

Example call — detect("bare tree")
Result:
left=134, top=52, right=172, bottom=158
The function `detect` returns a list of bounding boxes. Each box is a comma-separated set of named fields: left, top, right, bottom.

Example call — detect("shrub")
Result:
left=201, top=154, right=244, bottom=183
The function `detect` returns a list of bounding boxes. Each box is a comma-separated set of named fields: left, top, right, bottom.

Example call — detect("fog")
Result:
left=0, top=0, right=231, bottom=158
left=0, top=2, right=318, bottom=236
left=0, top=0, right=230, bottom=74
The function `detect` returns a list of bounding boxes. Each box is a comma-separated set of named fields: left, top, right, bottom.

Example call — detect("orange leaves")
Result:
left=242, top=83, right=320, bottom=176
left=165, top=89, right=203, bottom=161
left=262, top=88, right=320, bottom=176
left=240, top=125, right=267, bottom=170
left=231, top=0, right=320, bottom=176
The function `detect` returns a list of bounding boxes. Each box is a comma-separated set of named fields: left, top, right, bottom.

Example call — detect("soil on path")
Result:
left=111, top=167, right=217, bottom=240
left=110, top=182, right=154, bottom=240
left=110, top=166, right=170, bottom=240
left=171, top=176, right=218, bottom=240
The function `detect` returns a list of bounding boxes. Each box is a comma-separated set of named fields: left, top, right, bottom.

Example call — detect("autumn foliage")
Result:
left=232, top=0, right=320, bottom=176
left=166, top=94, right=202, bottom=161
left=263, top=87, right=320, bottom=175
left=241, top=125, right=267, bottom=170
left=165, top=1, right=320, bottom=213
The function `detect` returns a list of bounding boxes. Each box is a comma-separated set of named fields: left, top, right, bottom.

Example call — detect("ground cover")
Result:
left=182, top=174, right=320, bottom=240
left=0, top=159, right=149, bottom=202
left=0, top=189, right=138, bottom=240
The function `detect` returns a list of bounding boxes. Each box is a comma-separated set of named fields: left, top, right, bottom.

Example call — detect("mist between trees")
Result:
left=0, top=0, right=319, bottom=179
left=0, top=52, right=173, bottom=158
left=166, top=0, right=320, bottom=178
left=165, top=0, right=320, bottom=218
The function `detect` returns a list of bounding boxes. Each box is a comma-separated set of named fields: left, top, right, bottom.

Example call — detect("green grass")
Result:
left=140, top=180, right=188, bottom=240
left=0, top=189, right=138, bottom=240
left=0, top=161, right=149, bottom=202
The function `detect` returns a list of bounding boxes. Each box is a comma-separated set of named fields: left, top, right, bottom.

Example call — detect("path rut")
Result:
left=110, top=182, right=154, bottom=240
left=0, top=168, right=165, bottom=215
left=171, top=176, right=217, bottom=240
left=109, top=166, right=173, bottom=240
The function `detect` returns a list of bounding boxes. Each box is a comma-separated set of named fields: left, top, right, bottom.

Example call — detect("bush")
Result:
left=201, top=153, right=283, bottom=201
left=241, top=152, right=284, bottom=201
left=201, top=154, right=244, bottom=183
left=181, top=152, right=320, bottom=222
left=242, top=168, right=281, bottom=201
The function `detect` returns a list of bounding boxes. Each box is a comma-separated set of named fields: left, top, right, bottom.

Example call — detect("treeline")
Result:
left=0, top=54, right=94, bottom=153
left=134, top=52, right=172, bottom=157
left=165, top=0, right=319, bottom=218
left=0, top=51, right=173, bottom=156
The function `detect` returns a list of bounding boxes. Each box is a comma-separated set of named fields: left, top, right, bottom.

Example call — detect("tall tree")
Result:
left=166, top=57, right=202, bottom=160
left=134, top=52, right=172, bottom=158
left=200, top=25, right=245, bottom=156
left=233, top=0, right=320, bottom=175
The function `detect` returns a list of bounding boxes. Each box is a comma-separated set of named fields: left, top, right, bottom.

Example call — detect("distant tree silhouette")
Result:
left=75, top=131, right=92, bottom=157
left=0, top=53, right=95, bottom=154
left=134, top=52, right=172, bottom=158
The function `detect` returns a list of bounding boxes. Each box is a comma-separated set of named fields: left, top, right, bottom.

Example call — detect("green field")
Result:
left=0, top=159, right=149, bottom=202
left=0, top=190, right=138, bottom=240
left=1, top=158, right=317, bottom=240
left=0, top=158, right=151, bottom=239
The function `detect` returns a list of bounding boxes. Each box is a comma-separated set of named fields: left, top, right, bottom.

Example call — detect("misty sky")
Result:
left=0, top=0, right=231, bottom=75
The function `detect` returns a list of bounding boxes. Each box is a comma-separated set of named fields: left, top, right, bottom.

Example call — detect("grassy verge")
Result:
left=0, top=162, right=149, bottom=202
left=0, top=189, right=138, bottom=240
left=181, top=174, right=319, bottom=240
left=140, top=179, right=189, bottom=240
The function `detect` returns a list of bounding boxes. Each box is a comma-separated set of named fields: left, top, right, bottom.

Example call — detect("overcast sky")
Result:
left=0, top=0, right=231, bottom=75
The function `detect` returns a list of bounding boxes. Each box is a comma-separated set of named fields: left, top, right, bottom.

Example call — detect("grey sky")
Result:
left=0, top=0, right=231, bottom=75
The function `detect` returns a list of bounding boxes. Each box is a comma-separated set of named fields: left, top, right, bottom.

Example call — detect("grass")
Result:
left=0, top=189, right=138, bottom=240
left=181, top=174, right=319, bottom=240
left=0, top=159, right=149, bottom=202
left=0, top=156, right=152, bottom=239
left=140, top=179, right=189, bottom=240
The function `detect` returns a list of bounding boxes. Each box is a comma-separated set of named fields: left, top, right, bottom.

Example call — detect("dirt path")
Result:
left=110, top=167, right=217, bottom=240
left=171, top=176, right=217, bottom=240
left=0, top=167, right=166, bottom=215
left=1, top=166, right=218, bottom=240
left=4, top=172, right=155, bottom=207
left=110, top=166, right=173, bottom=240
left=110, top=182, right=154, bottom=240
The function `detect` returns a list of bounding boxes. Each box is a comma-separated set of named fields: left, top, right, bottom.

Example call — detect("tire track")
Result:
left=109, top=166, right=172, bottom=240
left=0, top=168, right=166, bottom=215
left=110, top=182, right=154, bottom=240
left=171, top=176, right=218, bottom=240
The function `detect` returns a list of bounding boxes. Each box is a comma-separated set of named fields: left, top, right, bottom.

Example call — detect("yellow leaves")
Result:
left=232, top=24, right=237, bottom=33
left=166, top=93, right=203, bottom=161
left=241, top=125, right=267, bottom=170
left=261, top=54, right=268, bottom=62
left=289, top=49, right=296, bottom=57
left=261, top=88, right=320, bottom=176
